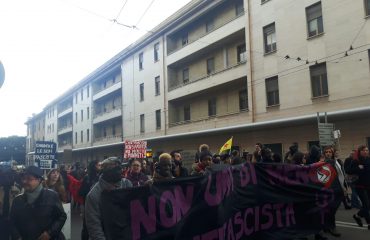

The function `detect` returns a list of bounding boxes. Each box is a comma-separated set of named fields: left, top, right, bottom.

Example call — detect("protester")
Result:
left=307, top=145, right=321, bottom=164
left=260, top=147, right=273, bottom=163
left=272, top=153, right=282, bottom=163
left=221, top=153, right=232, bottom=165
left=0, top=168, right=21, bottom=240
left=284, top=142, right=299, bottom=164
left=212, top=154, right=221, bottom=164
left=195, top=144, right=211, bottom=163
left=345, top=145, right=370, bottom=229
left=344, top=150, right=362, bottom=209
left=45, top=169, right=67, bottom=203
left=78, top=160, right=102, bottom=240
left=146, top=153, right=175, bottom=185
left=59, top=165, right=70, bottom=202
left=292, top=152, right=305, bottom=165
left=253, top=143, right=263, bottom=162
left=126, top=159, right=149, bottom=186
left=85, top=157, right=132, bottom=240
left=171, top=151, right=189, bottom=178
left=141, top=159, right=152, bottom=176
left=10, top=166, right=67, bottom=240
left=191, top=150, right=213, bottom=175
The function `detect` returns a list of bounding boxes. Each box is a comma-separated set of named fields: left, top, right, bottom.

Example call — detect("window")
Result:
left=265, top=76, right=280, bottom=106
left=75, top=112, right=78, bottom=124
left=139, top=52, right=143, bottom=70
left=87, top=107, right=90, bottom=120
left=310, top=63, right=328, bottom=97
left=75, top=93, right=78, bottom=104
left=81, top=110, right=83, bottom=122
left=52, top=124, right=54, bottom=132
left=140, top=114, right=145, bottom=133
left=81, top=89, right=83, bottom=101
left=154, top=43, right=159, bottom=62
left=263, top=23, right=276, bottom=53
left=306, top=2, right=324, bottom=38
left=207, top=58, right=215, bottom=75
left=239, top=89, right=248, bottom=111
left=103, top=127, right=107, bottom=137
left=206, top=19, right=214, bottom=32
left=366, top=0, right=370, bottom=16
left=237, top=44, right=246, bottom=62
left=139, top=83, right=144, bottom=101
left=75, top=132, right=77, bottom=144
left=208, top=98, right=217, bottom=116
left=182, top=33, right=188, bottom=46
left=235, top=2, right=244, bottom=16
left=155, top=110, right=161, bottom=129
left=184, top=105, right=191, bottom=121
left=87, top=85, right=90, bottom=98
left=183, top=68, right=189, bottom=83
left=87, top=129, right=90, bottom=142
left=81, top=130, right=83, bottom=143
left=155, top=76, right=160, bottom=96
left=112, top=124, right=116, bottom=136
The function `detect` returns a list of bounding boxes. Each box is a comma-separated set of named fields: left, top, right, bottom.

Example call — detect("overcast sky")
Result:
left=0, top=0, right=191, bottom=137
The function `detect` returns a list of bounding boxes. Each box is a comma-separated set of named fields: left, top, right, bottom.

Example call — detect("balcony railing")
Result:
left=94, top=135, right=122, bottom=144
left=93, top=106, right=122, bottom=119
left=58, top=104, right=72, bottom=114
left=58, top=124, right=73, bottom=132
left=168, top=60, right=246, bottom=91
left=169, top=108, right=249, bottom=127
left=168, top=12, right=245, bottom=55
left=94, top=81, right=121, bottom=95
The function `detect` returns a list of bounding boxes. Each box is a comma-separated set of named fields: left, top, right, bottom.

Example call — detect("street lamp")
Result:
left=0, top=61, right=5, bottom=88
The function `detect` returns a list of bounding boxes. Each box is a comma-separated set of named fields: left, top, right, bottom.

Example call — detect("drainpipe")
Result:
left=247, top=0, right=256, bottom=123
left=162, top=35, right=168, bottom=135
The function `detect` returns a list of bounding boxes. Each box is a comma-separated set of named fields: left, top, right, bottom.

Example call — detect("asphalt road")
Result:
left=69, top=205, right=369, bottom=240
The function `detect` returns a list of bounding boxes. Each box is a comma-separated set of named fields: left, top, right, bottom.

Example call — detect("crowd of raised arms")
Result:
left=0, top=143, right=369, bottom=240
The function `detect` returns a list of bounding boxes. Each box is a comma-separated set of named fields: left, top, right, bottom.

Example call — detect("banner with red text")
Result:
left=124, top=140, right=147, bottom=159
left=101, top=162, right=342, bottom=240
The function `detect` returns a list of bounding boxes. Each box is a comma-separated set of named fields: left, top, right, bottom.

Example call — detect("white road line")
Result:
left=336, top=221, right=361, bottom=226
left=336, top=223, right=368, bottom=230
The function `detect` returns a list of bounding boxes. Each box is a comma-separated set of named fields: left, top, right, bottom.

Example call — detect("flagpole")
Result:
left=229, top=136, right=233, bottom=156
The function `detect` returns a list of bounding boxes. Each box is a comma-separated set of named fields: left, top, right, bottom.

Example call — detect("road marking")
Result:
left=336, top=221, right=360, bottom=226
left=336, top=222, right=368, bottom=230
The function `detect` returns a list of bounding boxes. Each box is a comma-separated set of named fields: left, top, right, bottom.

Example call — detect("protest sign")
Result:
left=101, top=162, right=342, bottom=240
left=124, top=140, right=147, bottom=159
left=34, top=141, right=57, bottom=170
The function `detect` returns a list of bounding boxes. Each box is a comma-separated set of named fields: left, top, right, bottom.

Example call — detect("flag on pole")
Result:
left=219, top=137, right=233, bottom=154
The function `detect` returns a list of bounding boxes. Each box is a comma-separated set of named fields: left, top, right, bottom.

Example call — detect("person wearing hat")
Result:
left=191, top=150, right=213, bottom=175
left=9, top=166, right=67, bottom=240
left=85, top=157, right=132, bottom=240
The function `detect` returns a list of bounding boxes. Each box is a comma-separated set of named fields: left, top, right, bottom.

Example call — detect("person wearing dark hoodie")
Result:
left=146, top=153, right=175, bottom=185
left=85, top=157, right=132, bottom=240
left=126, top=159, right=149, bottom=186
left=307, top=145, right=321, bottom=165
left=284, top=142, right=299, bottom=164
left=346, top=145, right=370, bottom=230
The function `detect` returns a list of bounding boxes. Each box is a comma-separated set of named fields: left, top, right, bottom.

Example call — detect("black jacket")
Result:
left=10, top=188, right=67, bottom=240
left=344, top=156, right=370, bottom=188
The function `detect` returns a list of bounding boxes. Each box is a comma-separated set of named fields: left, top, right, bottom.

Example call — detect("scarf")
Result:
left=25, top=183, right=43, bottom=205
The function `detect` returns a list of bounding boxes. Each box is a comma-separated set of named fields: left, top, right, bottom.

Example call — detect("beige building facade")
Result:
left=26, top=0, right=370, bottom=166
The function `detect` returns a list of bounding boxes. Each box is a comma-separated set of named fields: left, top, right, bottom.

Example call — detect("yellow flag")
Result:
left=219, top=137, right=233, bottom=154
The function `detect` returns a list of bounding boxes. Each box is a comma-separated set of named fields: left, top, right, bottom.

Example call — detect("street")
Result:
left=70, top=205, right=369, bottom=240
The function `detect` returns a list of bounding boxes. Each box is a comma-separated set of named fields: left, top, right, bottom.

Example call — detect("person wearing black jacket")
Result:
left=10, top=166, right=67, bottom=240
left=345, top=145, right=370, bottom=230
left=171, top=151, right=189, bottom=178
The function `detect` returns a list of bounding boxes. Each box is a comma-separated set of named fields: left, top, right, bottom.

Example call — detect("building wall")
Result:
left=44, top=106, right=58, bottom=143
left=73, top=83, right=92, bottom=149
left=246, top=0, right=370, bottom=122
left=122, top=37, right=166, bottom=140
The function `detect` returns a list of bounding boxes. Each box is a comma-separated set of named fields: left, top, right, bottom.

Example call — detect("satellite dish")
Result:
left=0, top=61, right=5, bottom=88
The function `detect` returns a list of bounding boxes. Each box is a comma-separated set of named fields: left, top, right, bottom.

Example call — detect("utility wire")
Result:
left=113, top=0, right=129, bottom=22
left=134, top=0, right=156, bottom=27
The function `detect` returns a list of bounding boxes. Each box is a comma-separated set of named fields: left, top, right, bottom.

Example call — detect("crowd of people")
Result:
left=0, top=143, right=369, bottom=240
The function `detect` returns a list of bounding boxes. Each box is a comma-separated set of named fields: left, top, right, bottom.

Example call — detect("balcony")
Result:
left=93, top=135, right=122, bottom=146
left=58, top=106, right=72, bottom=118
left=58, top=143, right=72, bottom=151
left=57, top=125, right=73, bottom=135
left=167, top=14, right=245, bottom=65
left=93, top=82, right=122, bottom=101
left=93, top=106, right=122, bottom=124
left=168, top=61, right=247, bottom=100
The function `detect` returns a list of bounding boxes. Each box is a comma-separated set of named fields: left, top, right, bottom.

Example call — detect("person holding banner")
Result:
left=126, top=159, right=148, bottom=186
left=191, top=150, right=213, bottom=175
left=171, top=151, right=189, bottom=178
left=10, top=166, right=67, bottom=240
left=85, top=157, right=132, bottom=240
left=145, top=153, right=174, bottom=185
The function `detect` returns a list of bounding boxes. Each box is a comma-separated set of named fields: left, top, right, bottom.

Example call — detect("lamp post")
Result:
left=0, top=61, right=5, bottom=88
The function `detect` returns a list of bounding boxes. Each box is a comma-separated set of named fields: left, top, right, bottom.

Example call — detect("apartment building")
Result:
left=25, top=0, right=370, bottom=166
